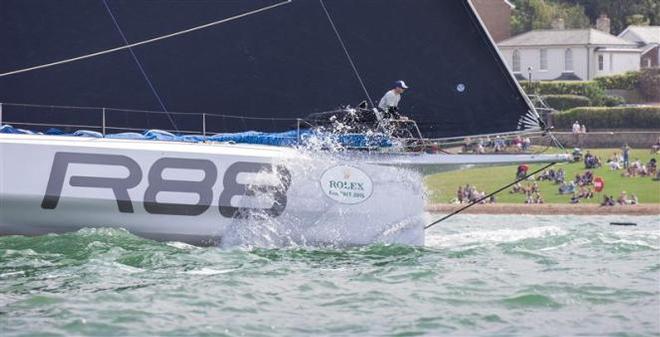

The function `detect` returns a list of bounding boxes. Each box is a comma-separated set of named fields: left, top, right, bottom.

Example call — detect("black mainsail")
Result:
left=0, top=0, right=537, bottom=138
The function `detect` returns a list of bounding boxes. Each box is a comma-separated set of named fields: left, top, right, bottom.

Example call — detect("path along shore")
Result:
left=426, top=203, right=660, bottom=215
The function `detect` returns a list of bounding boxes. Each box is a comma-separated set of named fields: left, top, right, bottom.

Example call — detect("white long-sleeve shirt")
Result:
left=378, top=89, right=401, bottom=110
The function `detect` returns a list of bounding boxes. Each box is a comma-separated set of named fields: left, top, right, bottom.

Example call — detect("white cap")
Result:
left=394, top=80, right=409, bottom=89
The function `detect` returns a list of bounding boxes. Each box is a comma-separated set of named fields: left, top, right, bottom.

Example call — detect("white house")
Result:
left=498, top=28, right=641, bottom=81
left=618, top=25, right=660, bottom=68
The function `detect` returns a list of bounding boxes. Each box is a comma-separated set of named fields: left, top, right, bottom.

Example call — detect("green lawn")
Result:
left=424, top=148, right=659, bottom=204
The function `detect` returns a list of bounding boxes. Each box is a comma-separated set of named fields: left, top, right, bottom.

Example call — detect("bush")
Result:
left=638, top=68, right=660, bottom=101
left=554, top=106, right=660, bottom=130
left=520, top=81, right=608, bottom=105
left=542, top=94, right=591, bottom=111
left=595, top=71, right=641, bottom=90
left=601, top=95, right=625, bottom=107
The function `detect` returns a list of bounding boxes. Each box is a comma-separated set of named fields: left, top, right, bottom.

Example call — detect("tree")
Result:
left=511, top=0, right=591, bottom=34
left=512, top=0, right=659, bottom=35
left=557, top=0, right=659, bottom=34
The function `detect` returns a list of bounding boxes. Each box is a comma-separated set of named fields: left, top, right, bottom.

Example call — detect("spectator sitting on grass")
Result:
left=510, top=183, right=522, bottom=194
left=577, top=186, right=593, bottom=199
left=648, top=158, right=657, bottom=176
left=601, top=195, right=615, bottom=206
left=622, top=165, right=636, bottom=177
left=609, top=152, right=622, bottom=164
left=460, top=184, right=490, bottom=204
left=572, top=148, right=583, bottom=162
left=534, top=191, right=544, bottom=204
left=652, top=136, right=660, bottom=154
left=531, top=182, right=539, bottom=193
left=516, top=164, right=529, bottom=179
left=558, top=181, right=576, bottom=194
left=607, top=152, right=623, bottom=171
left=631, top=194, right=639, bottom=205
left=621, top=159, right=651, bottom=177
left=574, top=170, right=593, bottom=186
left=584, top=151, right=601, bottom=169
left=554, top=168, right=565, bottom=184
left=585, top=170, right=593, bottom=184
left=570, top=193, right=580, bottom=204
left=538, top=169, right=557, bottom=182
left=608, top=159, right=622, bottom=170
left=617, top=191, right=628, bottom=205
left=617, top=191, right=639, bottom=205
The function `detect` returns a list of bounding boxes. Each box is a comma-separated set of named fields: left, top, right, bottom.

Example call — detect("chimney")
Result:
left=596, top=14, right=611, bottom=34
left=551, top=17, right=565, bottom=30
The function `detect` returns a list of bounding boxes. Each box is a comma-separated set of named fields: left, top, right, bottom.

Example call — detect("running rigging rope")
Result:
left=319, top=0, right=375, bottom=107
left=101, top=0, right=178, bottom=131
left=425, top=162, right=557, bottom=230
left=0, top=0, right=292, bottom=78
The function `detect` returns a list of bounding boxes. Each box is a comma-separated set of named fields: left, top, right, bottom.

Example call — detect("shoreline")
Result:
left=425, top=203, right=660, bottom=215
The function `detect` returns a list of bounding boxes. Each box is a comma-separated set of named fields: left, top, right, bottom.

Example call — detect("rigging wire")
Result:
left=0, top=0, right=292, bottom=78
left=101, top=0, right=178, bottom=131
left=318, top=0, right=375, bottom=107
left=425, top=162, right=557, bottom=230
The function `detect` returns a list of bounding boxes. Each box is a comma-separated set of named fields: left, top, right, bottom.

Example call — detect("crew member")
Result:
left=378, top=80, right=408, bottom=119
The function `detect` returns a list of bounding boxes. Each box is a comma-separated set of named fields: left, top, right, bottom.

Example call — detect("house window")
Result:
left=610, top=54, right=614, bottom=70
left=512, top=50, right=521, bottom=73
left=539, top=49, right=548, bottom=70
left=564, top=48, right=573, bottom=72
left=598, top=54, right=604, bottom=71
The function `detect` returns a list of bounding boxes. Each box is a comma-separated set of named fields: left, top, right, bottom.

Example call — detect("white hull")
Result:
left=0, top=134, right=425, bottom=247
left=0, top=134, right=568, bottom=247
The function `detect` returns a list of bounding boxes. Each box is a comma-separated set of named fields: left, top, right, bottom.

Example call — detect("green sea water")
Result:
left=1, top=214, right=658, bottom=337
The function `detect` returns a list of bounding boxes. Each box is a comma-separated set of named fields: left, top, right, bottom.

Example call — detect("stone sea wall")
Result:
left=534, top=131, right=660, bottom=148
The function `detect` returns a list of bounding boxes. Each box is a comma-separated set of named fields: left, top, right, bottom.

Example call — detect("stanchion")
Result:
left=102, top=108, right=106, bottom=136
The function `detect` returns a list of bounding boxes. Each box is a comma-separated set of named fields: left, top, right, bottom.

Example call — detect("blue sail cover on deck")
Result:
left=0, top=0, right=534, bottom=138
left=0, top=125, right=393, bottom=148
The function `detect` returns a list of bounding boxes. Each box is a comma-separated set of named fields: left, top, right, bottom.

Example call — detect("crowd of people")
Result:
left=583, top=151, right=602, bottom=169
left=454, top=185, right=495, bottom=204
left=450, top=141, right=655, bottom=206
left=568, top=186, right=595, bottom=204
left=604, top=147, right=658, bottom=178
left=537, top=168, right=565, bottom=184
left=463, top=135, right=531, bottom=154
left=509, top=182, right=545, bottom=204
left=601, top=191, right=638, bottom=206
left=621, top=158, right=657, bottom=177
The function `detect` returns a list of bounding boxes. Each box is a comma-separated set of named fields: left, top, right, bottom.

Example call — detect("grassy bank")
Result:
left=424, top=148, right=659, bottom=204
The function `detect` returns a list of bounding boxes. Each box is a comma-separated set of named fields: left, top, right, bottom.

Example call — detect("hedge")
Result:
left=542, top=94, right=591, bottom=111
left=520, top=81, right=608, bottom=105
left=595, top=71, right=641, bottom=90
left=638, top=68, right=660, bottom=101
left=554, top=106, right=660, bottom=130
left=594, top=69, right=659, bottom=101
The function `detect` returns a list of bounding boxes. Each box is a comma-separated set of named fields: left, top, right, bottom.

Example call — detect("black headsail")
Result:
left=0, top=0, right=538, bottom=138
